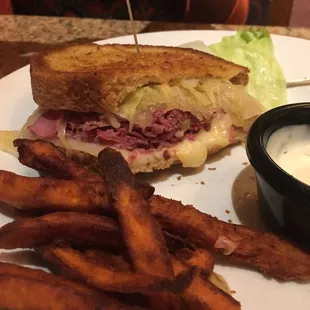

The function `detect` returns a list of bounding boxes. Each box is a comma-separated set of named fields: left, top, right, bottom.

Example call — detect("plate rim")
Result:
left=94, top=29, right=310, bottom=44
left=1, top=29, right=310, bottom=83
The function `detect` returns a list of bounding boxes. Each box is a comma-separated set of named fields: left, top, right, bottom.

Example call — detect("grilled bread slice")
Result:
left=30, top=43, right=249, bottom=113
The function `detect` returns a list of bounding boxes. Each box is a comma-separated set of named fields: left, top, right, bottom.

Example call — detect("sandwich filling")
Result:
left=22, top=78, right=263, bottom=171
left=28, top=109, right=203, bottom=151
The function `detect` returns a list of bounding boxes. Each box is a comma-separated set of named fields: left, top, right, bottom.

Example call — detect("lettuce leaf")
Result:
left=180, top=40, right=212, bottom=54
left=208, top=28, right=287, bottom=110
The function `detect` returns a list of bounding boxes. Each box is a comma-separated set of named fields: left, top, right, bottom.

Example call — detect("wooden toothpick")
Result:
left=126, top=0, right=140, bottom=55
left=286, top=79, right=310, bottom=88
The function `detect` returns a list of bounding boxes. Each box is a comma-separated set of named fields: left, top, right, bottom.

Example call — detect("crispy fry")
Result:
left=100, top=148, right=219, bottom=310
left=82, top=251, right=184, bottom=310
left=69, top=147, right=107, bottom=176
left=6, top=171, right=307, bottom=281
left=165, top=233, right=215, bottom=275
left=0, top=210, right=213, bottom=271
left=98, top=147, right=310, bottom=281
left=40, top=247, right=195, bottom=294
left=172, top=257, right=241, bottom=310
left=78, top=249, right=216, bottom=289
left=0, top=275, right=101, bottom=310
left=101, top=148, right=180, bottom=310
left=0, top=263, right=129, bottom=310
left=10, top=141, right=310, bottom=281
left=150, top=195, right=310, bottom=281
left=175, top=248, right=215, bottom=276
left=164, top=233, right=215, bottom=276
left=77, top=250, right=221, bottom=309
left=82, top=251, right=161, bottom=310
left=0, top=262, right=102, bottom=300
left=83, top=249, right=132, bottom=272
left=164, top=232, right=195, bottom=252
left=99, top=148, right=174, bottom=279
left=82, top=249, right=212, bottom=282
left=14, top=138, right=101, bottom=181
left=0, top=212, right=122, bottom=249
left=69, top=147, right=154, bottom=199
left=0, top=170, right=110, bottom=213
left=102, top=147, right=310, bottom=281
left=14, top=138, right=154, bottom=199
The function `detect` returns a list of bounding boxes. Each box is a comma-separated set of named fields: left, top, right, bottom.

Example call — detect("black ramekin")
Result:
left=246, top=103, right=310, bottom=248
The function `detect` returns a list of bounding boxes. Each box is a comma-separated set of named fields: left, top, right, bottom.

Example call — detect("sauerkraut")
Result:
left=119, top=78, right=263, bottom=129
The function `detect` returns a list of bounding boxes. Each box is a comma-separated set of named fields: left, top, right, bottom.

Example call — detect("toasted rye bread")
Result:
left=30, top=43, right=249, bottom=114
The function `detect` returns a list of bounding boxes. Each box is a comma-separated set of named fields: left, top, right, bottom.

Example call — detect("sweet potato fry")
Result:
left=14, top=138, right=154, bottom=199
left=99, top=148, right=174, bottom=279
left=0, top=212, right=122, bottom=250
left=0, top=262, right=102, bottom=300
left=82, top=251, right=186, bottom=310
left=175, top=248, right=215, bottom=276
left=81, top=250, right=152, bottom=309
left=0, top=275, right=100, bottom=310
left=149, top=195, right=310, bottom=282
left=164, top=233, right=215, bottom=275
left=40, top=247, right=195, bottom=294
left=83, top=249, right=132, bottom=272
left=5, top=173, right=307, bottom=281
left=0, top=263, right=129, bottom=310
left=76, top=250, right=220, bottom=309
left=80, top=249, right=214, bottom=283
left=100, top=148, right=184, bottom=310
left=0, top=209, right=215, bottom=274
left=14, top=138, right=101, bottom=181
left=171, top=257, right=241, bottom=310
left=0, top=170, right=110, bottom=213
left=11, top=142, right=310, bottom=281
left=164, top=232, right=195, bottom=252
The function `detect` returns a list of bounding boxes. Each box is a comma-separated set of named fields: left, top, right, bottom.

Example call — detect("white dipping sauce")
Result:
left=266, top=124, right=310, bottom=186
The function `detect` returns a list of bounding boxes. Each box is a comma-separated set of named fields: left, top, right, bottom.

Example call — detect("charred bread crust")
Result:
left=30, top=43, right=249, bottom=113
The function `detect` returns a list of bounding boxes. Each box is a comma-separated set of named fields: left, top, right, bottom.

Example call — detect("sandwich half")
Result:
left=20, top=43, right=263, bottom=173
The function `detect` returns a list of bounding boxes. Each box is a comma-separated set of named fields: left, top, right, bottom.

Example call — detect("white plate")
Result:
left=1, top=30, right=310, bottom=309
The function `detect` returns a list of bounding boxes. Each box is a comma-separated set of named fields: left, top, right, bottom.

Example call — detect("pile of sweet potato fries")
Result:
left=0, top=138, right=308, bottom=309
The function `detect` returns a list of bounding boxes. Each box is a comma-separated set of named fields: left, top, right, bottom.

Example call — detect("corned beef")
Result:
left=28, top=109, right=203, bottom=151
left=28, top=110, right=63, bottom=139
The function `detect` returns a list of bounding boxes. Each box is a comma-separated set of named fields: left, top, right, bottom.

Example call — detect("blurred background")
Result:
left=0, top=0, right=308, bottom=27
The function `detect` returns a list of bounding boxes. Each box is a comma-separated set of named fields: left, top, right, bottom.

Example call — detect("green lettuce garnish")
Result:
left=208, top=28, right=287, bottom=110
